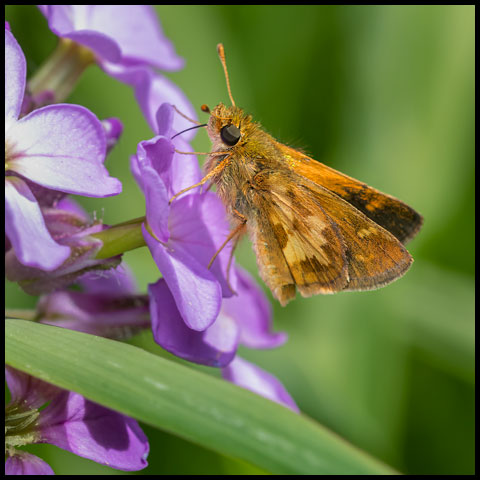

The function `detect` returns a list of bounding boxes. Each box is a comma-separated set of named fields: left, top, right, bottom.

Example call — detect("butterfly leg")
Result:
left=225, top=222, right=247, bottom=295
left=207, top=217, right=246, bottom=270
left=169, top=153, right=232, bottom=204
left=208, top=210, right=247, bottom=295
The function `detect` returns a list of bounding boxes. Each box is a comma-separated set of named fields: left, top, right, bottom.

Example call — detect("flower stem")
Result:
left=4, top=310, right=37, bottom=321
left=91, top=217, right=147, bottom=259
left=28, top=38, right=95, bottom=102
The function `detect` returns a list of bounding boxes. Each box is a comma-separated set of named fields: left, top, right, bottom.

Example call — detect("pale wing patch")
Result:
left=295, top=179, right=414, bottom=291
left=248, top=171, right=348, bottom=305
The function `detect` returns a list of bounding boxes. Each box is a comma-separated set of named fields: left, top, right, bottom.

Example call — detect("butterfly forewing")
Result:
left=279, top=144, right=423, bottom=244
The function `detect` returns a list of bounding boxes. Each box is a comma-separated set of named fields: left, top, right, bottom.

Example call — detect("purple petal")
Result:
left=23, top=179, right=66, bottom=209
left=5, top=366, right=62, bottom=409
left=102, top=117, right=123, bottom=153
left=39, top=391, right=149, bottom=471
left=55, top=197, right=90, bottom=221
left=5, top=216, right=121, bottom=295
left=135, top=135, right=174, bottom=190
left=135, top=131, right=201, bottom=199
left=79, top=264, right=138, bottom=295
left=36, top=5, right=49, bottom=17
left=5, top=177, right=70, bottom=270
left=133, top=137, right=173, bottom=242
left=7, top=104, right=122, bottom=197
left=103, top=64, right=197, bottom=139
left=154, top=103, right=203, bottom=198
left=5, top=452, right=54, bottom=475
left=143, top=225, right=221, bottom=331
left=5, top=29, right=26, bottom=125
left=40, top=6, right=183, bottom=70
left=38, top=5, right=73, bottom=33
left=64, top=30, right=122, bottom=63
left=149, top=279, right=238, bottom=366
left=146, top=73, right=197, bottom=138
left=155, top=102, right=174, bottom=137
left=86, top=5, right=183, bottom=70
left=224, top=268, right=287, bottom=349
left=130, top=154, right=143, bottom=191
left=169, top=193, right=238, bottom=298
left=37, top=289, right=150, bottom=340
left=38, top=6, right=121, bottom=62
left=141, top=167, right=170, bottom=243
left=170, top=139, right=202, bottom=195
left=222, top=357, right=300, bottom=413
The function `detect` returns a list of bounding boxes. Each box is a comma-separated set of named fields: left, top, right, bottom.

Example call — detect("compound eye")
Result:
left=220, top=124, right=241, bottom=146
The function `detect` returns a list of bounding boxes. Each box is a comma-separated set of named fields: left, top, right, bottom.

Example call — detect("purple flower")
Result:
left=105, top=62, right=197, bottom=139
left=5, top=366, right=149, bottom=474
left=37, top=5, right=196, bottom=136
left=5, top=452, right=55, bottom=475
left=5, top=198, right=121, bottom=295
left=222, top=357, right=300, bottom=413
left=37, top=5, right=182, bottom=71
left=132, top=103, right=237, bottom=332
left=150, top=267, right=285, bottom=365
left=37, top=264, right=150, bottom=340
left=102, top=117, right=123, bottom=153
left=149, top=267, right=298, bottom=412
left=5, top=29, right=121, bottom=272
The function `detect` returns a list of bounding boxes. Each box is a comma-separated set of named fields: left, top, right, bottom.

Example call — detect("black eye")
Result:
left=220, top=124, right=241, bottom=146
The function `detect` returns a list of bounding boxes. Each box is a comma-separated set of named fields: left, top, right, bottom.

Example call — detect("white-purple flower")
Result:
left=37, top=264, right=150, bottom=340
left=222, top=356, right=300, bottom=413
left=132, top=103, right=237, bottom=332
left=5, top=198, right=121, bottom=295
left=5, top=29, right=121, bottom=272
left=37, top=5, right=183, bottom=71
left=148, top=267, right=298, bottom=412
left=37, top=5, right=196, bottom=137
left=5, top=366, right=149, bottom=474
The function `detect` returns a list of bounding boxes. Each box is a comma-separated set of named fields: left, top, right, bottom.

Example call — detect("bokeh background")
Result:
left=5, top=5, right=474, bottom=475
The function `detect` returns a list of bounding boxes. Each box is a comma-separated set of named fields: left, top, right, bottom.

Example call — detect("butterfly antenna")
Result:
left=217, top=43, right=236, bottom=107
left=171, top=123, right=207, bottom=140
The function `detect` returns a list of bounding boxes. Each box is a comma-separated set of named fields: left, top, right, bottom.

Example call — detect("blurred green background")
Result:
left=5, top=5, right=474, bottom=475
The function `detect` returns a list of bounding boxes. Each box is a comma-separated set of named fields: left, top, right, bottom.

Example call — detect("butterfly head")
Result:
left=202, top=102, right=254, bottom=149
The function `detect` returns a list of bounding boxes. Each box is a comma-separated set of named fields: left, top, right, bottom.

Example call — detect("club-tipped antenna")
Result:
left=217, top=43, right=235, bottom=107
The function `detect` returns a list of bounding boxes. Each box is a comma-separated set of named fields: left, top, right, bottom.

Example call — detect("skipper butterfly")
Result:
left=171, top=44, right=423, bottom=306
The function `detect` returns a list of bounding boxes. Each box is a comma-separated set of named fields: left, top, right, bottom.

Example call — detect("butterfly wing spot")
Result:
left=357, top=226, right=377, bottom=239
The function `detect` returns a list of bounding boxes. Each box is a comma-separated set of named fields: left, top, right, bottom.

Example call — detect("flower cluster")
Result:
left=5, top=366, right=149, bottom=474
left=5, top=5, right=298, bottom=475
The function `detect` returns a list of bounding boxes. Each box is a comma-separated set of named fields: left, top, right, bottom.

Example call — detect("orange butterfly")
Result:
left=171, top=44, right=423, bottom=305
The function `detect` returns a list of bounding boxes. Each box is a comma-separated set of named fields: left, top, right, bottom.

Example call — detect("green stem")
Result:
left=28, top=38, right=95, bottom=102
left=4, top=310, right=37, bottom=321
left=91, top=217, right=147, bottom=259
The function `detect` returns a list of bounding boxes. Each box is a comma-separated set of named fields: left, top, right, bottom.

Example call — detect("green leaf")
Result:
left=5, top=319, right=397, bottom=475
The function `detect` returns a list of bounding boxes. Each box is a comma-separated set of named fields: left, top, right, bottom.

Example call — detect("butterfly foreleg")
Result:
left=169, top=153, right=233, bottom=204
